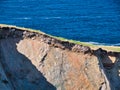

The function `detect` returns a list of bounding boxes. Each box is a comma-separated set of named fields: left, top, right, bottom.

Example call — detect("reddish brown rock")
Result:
left=0, top=26, right=120, bottom=90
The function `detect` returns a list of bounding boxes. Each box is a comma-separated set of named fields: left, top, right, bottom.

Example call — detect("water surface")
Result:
left=0, top=0, right=120, bottom=45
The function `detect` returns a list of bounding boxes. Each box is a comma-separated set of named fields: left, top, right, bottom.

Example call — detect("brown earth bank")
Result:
left=0, top=25, right=120, bottom=90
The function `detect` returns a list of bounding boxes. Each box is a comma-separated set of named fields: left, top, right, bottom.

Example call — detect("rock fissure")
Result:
left=40, top=53, right=48, bottom=63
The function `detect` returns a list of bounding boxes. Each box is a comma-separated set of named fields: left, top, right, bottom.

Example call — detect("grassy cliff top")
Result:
left=0, top=24, right=120, bottom=52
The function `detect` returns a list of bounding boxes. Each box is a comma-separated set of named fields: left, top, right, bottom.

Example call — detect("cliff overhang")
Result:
left=0, top=24, right=120, bottom=90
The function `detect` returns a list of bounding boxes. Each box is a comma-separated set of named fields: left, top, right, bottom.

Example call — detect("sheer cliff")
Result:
left=0, top=25, right=120, bottom=90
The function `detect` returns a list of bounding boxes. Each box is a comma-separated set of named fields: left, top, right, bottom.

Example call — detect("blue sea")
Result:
left=0, top=0, right=120, bottom=46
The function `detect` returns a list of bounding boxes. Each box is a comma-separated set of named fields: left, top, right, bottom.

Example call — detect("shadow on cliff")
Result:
left=94, top=48, right=120, bottom=90
left=0, top=37, right=56, bottom=90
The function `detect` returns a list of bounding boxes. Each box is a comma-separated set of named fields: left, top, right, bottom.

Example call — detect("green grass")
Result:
left=0, top=24, right=120, bottom=52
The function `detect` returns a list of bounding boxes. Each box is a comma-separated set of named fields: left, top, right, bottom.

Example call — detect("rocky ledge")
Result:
left=0, top=25, right=120, bottom=90
left=0, top=26, right=91, bottom=54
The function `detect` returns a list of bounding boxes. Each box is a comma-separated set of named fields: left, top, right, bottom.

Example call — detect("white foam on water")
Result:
left=43, top=17, right=61, bottom=19
left=14, top=17, right=31, bottom=20
left=85, top=41, right=120, bottom=46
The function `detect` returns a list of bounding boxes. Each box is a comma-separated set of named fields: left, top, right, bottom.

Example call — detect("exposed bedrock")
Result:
left=0, top=26, right=120, bottom=90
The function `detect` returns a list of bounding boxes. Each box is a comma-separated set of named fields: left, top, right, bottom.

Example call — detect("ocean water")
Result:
left=0, top=0, right=120, bottom=45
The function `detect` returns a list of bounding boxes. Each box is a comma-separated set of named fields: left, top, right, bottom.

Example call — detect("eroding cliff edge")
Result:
left=0, top=26, right=120, bottom=90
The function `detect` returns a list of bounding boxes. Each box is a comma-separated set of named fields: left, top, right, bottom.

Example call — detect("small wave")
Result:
left=112, top=43, right=120, bottom=46
left=86, top=41, right=107, bottom=45
left=14, top=17, right=31, bottom=20
left=40, top=15, right=119, bottom=20
left=85, top=41, right=120, bottom=46
left=43, top=17, right=61, bottom=19
left=78, top=15, right=119, bottom=19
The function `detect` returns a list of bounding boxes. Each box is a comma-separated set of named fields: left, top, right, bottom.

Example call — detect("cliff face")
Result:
left=0, top=26, right=120, bottom=90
